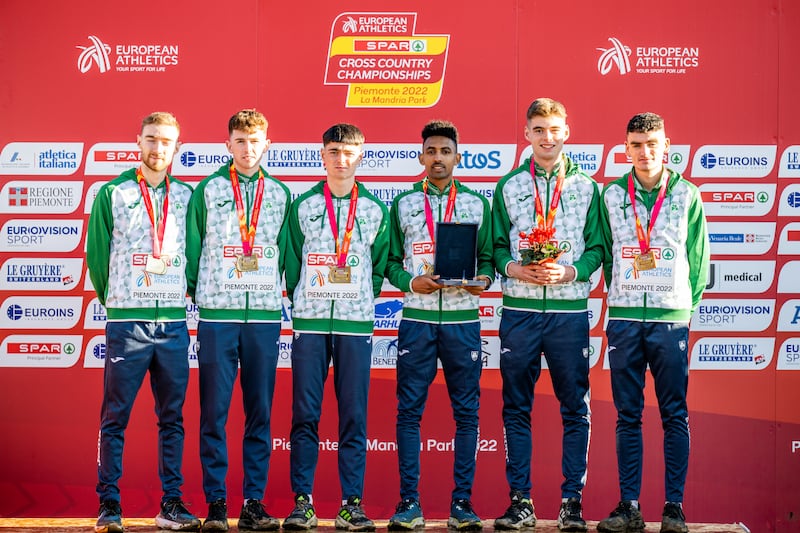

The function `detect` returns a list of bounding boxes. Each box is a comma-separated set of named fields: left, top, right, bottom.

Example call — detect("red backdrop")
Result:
left=1, top=1, right=798, bottom=532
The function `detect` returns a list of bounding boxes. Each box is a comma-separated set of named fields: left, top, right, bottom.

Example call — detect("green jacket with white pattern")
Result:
left=492, top=155, right=604, bottom=312
left=185, top=162, right=291, bottom=322
left=386, top=178, right=494, bottom=324
left=285, top=180, right=389, bottom=335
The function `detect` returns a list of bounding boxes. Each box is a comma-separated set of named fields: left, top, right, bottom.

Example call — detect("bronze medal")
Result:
left=236, top=254, right=259, bottom=272
left=144, top=255, right=168, bottom=275
left=634, top=250, right=657, bottom=271
left=328, top=265, right=352, bottom=283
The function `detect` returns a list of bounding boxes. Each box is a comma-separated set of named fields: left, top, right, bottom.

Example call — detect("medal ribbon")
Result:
left=229, top=163, right=265, bottom=256
left=422, top=178, right=458, bottom=242
left=324, top=182, right=359, bottom=268
left=136, top=167, right=169, bottom=259
left=627, top=169, right=669, bottom=254
left=530, top=157, right=565, bottom=236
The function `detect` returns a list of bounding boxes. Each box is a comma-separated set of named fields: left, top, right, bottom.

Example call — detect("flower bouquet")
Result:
left=519, top=226, right=563, bottom=265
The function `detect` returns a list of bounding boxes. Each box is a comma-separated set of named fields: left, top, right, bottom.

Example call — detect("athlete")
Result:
left=186, top=109, right=291, bottom=531
left=597, top=112, right=709, bottom=533
left=492, top=98, right=603, bottom=532
left=283, top=124, right=389, bottom=532
left=386, top=120, right=493, bottom=531
left=87, top=111, right=200, bottom=533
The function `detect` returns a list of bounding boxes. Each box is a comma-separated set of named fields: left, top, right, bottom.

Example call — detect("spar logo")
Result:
left=85, top=143, right=140, bottom=175
left=597, top=37, right=632, bottom=75
left=603, top=144, right=690, bottom=177
left=699, top=184, right=775, bottom=217
left=76, top=35, right=179, bottom=74
left=2, top=335, right=83, bottom=368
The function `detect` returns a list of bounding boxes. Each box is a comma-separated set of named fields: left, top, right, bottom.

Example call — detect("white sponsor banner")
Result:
left=0, top=142, right=83, bottom=175
left=185, top=298, right=199, bottom=331
left=699, top=183, right=775, bottom=217
left=278, top=334, right=293, bottom=369
left=704, top=260, right=774, bottom=294
left=479, top=299, right=502, bottom=331
left=1, top=257, right=83, bottom=291
left=481, top=335, right=500, bottom=369
left=519, top=144, right=606, bottom=177
left=778, top=222, right=800, bottom=255
left=170, top=143, right=230, bottom=176
left=588, top=298, right=603, bottom=329
left=691, top=298, right=774, bottom=332
left=0, top=181, right=82, bottom=214
left=0, top=219, right=83, bottom=252
left=1, top=335, right=82, bottom=368
left=83, top=335, right=107, bottom=368
left=374, top=296, right=403, bottom=330
left=690, top=145, right=776, bottom=178
left=778, top=183, right=800, bottom=217
left=84, top=181, right=108, bottom=214
left=778, top=145, right=800, bottom=178
left=691, top=336, right=774, bottom=370
left=778, top=261, right=800, bottom=293
left=84, top=297, right=107, bottom=329
left=188, top=334, right=199, bottom=369
left=372, top=335, right=399, bottom=368
left=777, top=300, right=800, bottom=332
left=707, top=222, right=775, bottom=256
left=85, top=143, right=140, bottom=175
left=603, top=144, right=690, bottom=177
left=0, top=296, right=82, bottom=329
left=777, top=338, right=800, bottom=370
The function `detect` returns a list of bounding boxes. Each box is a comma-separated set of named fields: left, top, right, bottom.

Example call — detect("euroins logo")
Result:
left=597, top=38, right=632, bottom=75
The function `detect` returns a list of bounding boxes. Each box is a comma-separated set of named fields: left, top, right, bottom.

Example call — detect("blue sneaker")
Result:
left=448, top=499, right=483, bottom=530
left=155, top=498, right=201, bottom=530
left=494, top=491, right=535, bottom=530
left=95, top=500, right=123, bottom=533
left=388, top=498, right=424, bottom=530
left=283, top=493, right=318, bottom=530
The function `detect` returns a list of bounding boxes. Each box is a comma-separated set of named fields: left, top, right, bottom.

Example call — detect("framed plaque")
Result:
left=433, top=222, right=484, bottom=286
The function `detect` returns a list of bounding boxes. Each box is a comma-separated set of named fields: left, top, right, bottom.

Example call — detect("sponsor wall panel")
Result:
left=1, top=0, right=799, bottom=530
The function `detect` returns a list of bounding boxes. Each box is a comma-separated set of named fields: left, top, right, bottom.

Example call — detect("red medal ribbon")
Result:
left=229, top=162, right=265, bottom=257
left=422, top=177, right=458, bottom=243
left=324, top=182, right=359, bottom=268
left=136, top=167, right=169, bottom=259
left=530, top=157, right=565, bottom=238
left=627, top=168, right=669, bottom=254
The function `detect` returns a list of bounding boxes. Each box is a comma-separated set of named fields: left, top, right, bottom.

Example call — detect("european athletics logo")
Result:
left=76, top=35, right=111, bottom=73
left=597, top=37, right=631, bottom=75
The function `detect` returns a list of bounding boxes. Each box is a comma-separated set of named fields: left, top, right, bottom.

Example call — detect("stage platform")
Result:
left=0, top=518, right=751, bottom=532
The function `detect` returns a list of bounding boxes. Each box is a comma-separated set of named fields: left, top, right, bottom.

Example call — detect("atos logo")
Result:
left=457, top=150, right=501, bottom=170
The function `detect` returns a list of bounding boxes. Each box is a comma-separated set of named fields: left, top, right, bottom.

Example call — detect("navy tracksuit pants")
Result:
left=395, top=320, right=483, bottom=502
left=289, top=332, right=372, bottom=500
left=96, top=320, right=190, bottom=503
left=499, top=309, right=591, bottom=500
left=197, top=321, right=280, bottom=502
left=606, top=319, right=690, bottom=503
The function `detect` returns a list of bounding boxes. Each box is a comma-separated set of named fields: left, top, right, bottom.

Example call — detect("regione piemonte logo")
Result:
left=597, top=38, right=632, bottom=75
left=324, top=12, right=450, bottom=108
left=76, top=35, right=112, bottom=73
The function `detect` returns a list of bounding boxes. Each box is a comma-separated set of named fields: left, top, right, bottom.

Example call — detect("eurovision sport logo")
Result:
left=325, top=12, right=450, bottom=108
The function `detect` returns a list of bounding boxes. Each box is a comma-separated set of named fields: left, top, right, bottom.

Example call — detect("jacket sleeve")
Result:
left=492, top=180, right=516, bottom=276
left=572, top=180, right=604, bottom=281
left=184, top=181, right=207, bottom=300
left=686, top=186, right=710, bottom=312
left=476, top=196, right=495, bottom=279
left=284, top=200, right=304, bottom=304
left=371, top=201, right=390, bottom=298
left=385, top=197, right=412, bottom=292
left=86, top=184, right=113, bottom=306
left=599, top=184, right=615, bottom=290
left=277, top=184, right=292, bottom=276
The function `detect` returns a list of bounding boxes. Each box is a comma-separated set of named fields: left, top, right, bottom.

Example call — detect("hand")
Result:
left=464, top=275, right=492, bottom=296
left=410, top=274, right=445, bottom=294
left=507, top=261, right=575, bottom=285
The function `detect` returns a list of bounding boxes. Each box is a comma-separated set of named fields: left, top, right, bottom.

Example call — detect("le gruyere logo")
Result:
left=324, top=12, right=450, bottom=108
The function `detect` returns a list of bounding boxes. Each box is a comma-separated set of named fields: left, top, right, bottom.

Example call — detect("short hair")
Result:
left=627, top=112, right=665, bottom=134
left=322, top=123, right=365, bottom=146
left=421, top=120, right=458, bottom=147
left=526, top=98, right=567, bottom=121
left=228, top=109, right=268, bottom=135
left=141, top=112, right=180, bottom=134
